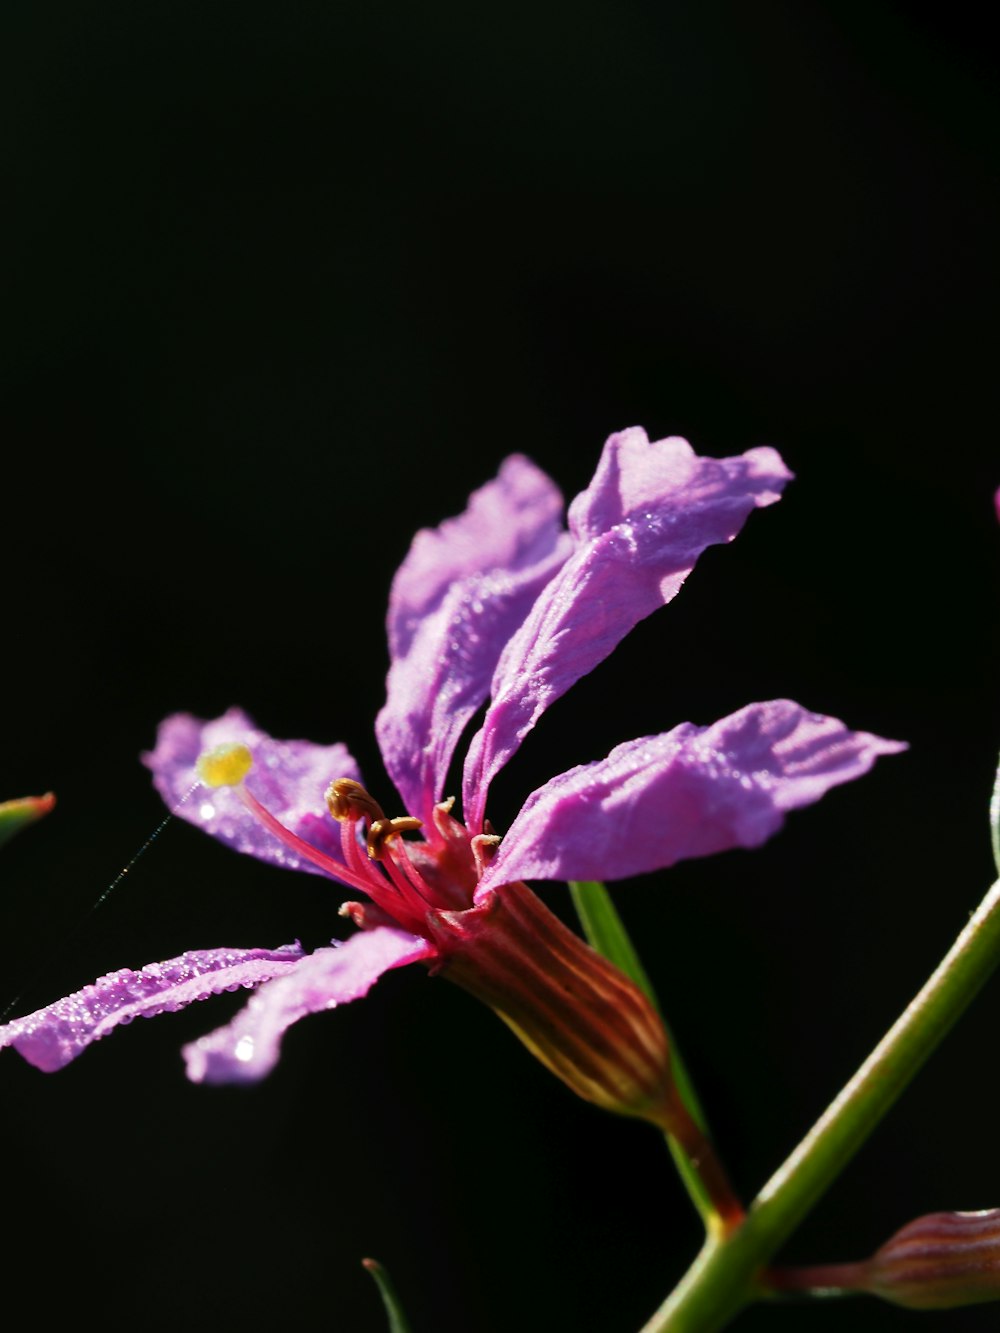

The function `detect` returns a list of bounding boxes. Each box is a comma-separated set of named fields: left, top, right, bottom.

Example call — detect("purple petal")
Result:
left=376, top=455, right=571, bottom=821
left=463, top=429, right=793, bottom=830
left=0, top=944, right=306, bottom=1072
left=478, top=699, right=906, bottom=891
left=183, top=927, right=435, bottom=1084
left=143, top=707, right=362, bottom=877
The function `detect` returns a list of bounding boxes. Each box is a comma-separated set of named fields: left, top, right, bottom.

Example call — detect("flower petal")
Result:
left=183, top=926, right=435, bottom=1083
left=143, top=707, right=361, bottom=876
left=0, top=943, right=306, bottom=1072
left=479, top=699, right=906, bottom=891
left=376, top=455, right=571, bottom=821
left=462, top=429, right=794, bottom=829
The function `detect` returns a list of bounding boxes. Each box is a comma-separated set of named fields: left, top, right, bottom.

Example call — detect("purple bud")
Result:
left=864, top=1210, right=1000, bottom=1309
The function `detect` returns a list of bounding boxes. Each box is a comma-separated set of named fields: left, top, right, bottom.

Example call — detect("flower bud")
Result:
left=864, top=1209, right=1000, bottom=1309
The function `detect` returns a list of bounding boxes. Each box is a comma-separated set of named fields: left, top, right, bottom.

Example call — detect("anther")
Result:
left=472, top=832, right=501, bottom=877
left=368, top=816, right=423, bottom=860
left=325, top=778, right=386, bottom=825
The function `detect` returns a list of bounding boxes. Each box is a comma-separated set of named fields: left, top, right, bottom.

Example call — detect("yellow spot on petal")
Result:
left=196, top=742, right=254, bottom=788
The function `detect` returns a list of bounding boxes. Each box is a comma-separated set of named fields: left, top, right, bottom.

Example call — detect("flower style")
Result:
left=0, top=429, right=905, bottom=1127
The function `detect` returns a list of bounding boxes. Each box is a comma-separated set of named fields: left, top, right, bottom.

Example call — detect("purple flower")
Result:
left=1, top=429, right=906, bottom=1112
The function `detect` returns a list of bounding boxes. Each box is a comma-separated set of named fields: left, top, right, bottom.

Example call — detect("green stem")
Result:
left=569, top=881, right=735, bottom=1232
left=362, top=1258, right=414, bottom=1333
left=640, top=877, right=1000, bottom=1332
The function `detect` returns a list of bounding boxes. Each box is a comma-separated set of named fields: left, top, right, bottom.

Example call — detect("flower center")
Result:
left=195, top=742, right=472, bottom=934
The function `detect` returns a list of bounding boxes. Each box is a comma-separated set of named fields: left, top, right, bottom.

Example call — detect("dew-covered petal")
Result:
left=0, top=943, right=306, bottom=1072
left=463, top=429, right=793, bottom=830
left=183, top=927, right=435, bottom=1084
left=386, top=454, right=566, bottom=659
left=377, top=455, right=571, bottom=821
left=478, top=699, right=906, bottom=891
left=143, top=707, right=362, bottom=877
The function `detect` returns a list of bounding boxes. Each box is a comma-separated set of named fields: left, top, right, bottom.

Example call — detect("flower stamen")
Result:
left=194, top=743, right=378, bottom=897
left=383, top=835, right=440, bottom=908
left=368, top=815, right=423, bottom=860
left=326, top=778, right=386, bottom=826
left=338, top=813, right=374, bottom=883
left=326, top=778, right=424, bottom=860
left=326, top=776, right=433, bottom=925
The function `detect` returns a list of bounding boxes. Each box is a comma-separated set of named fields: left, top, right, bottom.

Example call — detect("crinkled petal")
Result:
left=143, top=707, right=361, bottom=877
left=183, top=926, right=435, bottom=1084
left=0, top=943, right=305, bottom=1072
left=377, top=455, right=571, bottom=821
left=478, top=699, right=906, bottom=891
left=463, top=429, right=793, bottom=829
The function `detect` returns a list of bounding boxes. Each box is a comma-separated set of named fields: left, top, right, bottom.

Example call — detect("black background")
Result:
left=2, top=3, right=999, bottom=1331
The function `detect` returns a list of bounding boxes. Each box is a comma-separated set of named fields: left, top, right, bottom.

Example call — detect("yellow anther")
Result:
left=325, top=778, right=386, bottom=825
left=367, top=816, right=423, bottom=860
left=325, top=778, right=422, bottom=858
left=196, top=742, right=254, bottom=789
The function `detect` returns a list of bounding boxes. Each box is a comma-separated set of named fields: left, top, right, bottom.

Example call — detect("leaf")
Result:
left=991, top=753, right=1000, bottom=877
left=362, top=1258, right=414, bottom=1333
left=0, top=793, right=55, bottom=850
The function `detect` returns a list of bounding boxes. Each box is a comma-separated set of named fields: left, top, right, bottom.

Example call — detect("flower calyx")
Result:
left=431, top=881, right=681, bottom=1133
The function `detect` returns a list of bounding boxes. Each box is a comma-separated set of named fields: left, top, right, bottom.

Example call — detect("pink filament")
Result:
left=234, top=783, right=441, bottom=934
left=235, top=785, right=377, bottom=897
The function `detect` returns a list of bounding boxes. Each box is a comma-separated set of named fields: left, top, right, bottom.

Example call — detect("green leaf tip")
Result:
left=362, top=1258, right=414, bottom=1333
left=0, top=792, right=55, bottom=850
